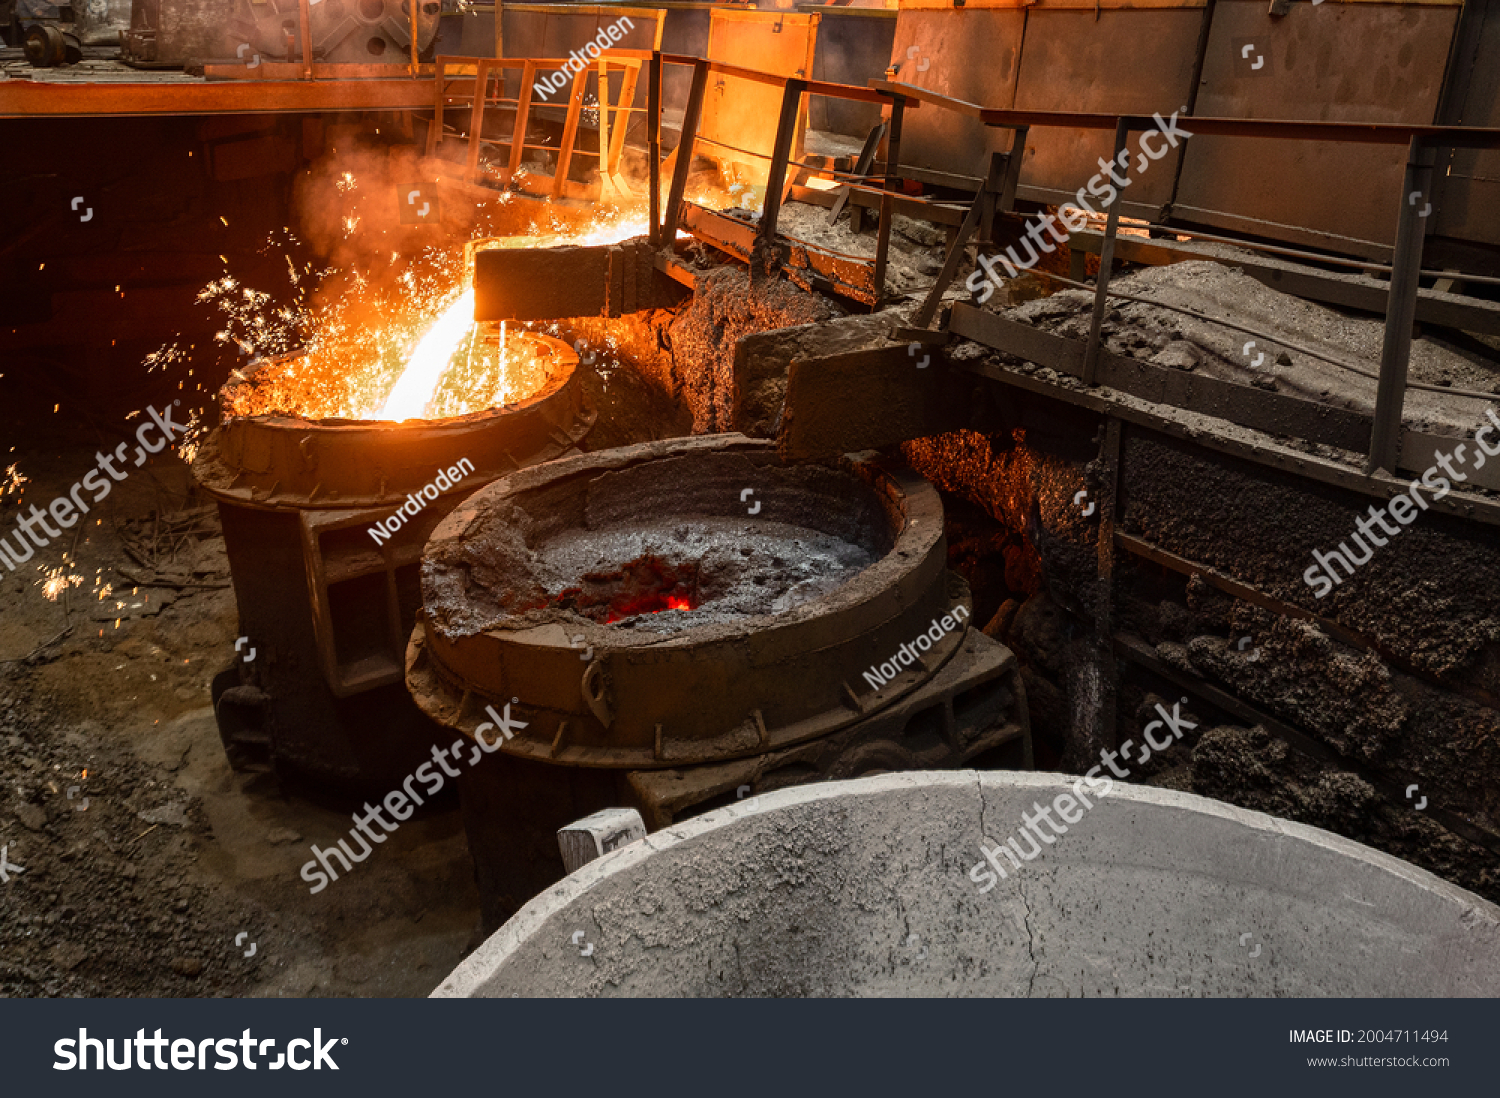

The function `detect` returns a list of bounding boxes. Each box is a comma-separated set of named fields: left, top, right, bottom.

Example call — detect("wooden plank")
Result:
left=953, top=350, right=1500, bottom=527
left=552, top=64, right=590, bottom=200
left=465, top=58, right=492, bottom=183
left=606, top=61, right=640, bottom=178
left=1069, top=230, right=1500, bottom=338
left=948, top=303, right=1373, bottom=452
left=779, top=344, right=977, bottom=460
left=662, top=58, right=709, bottom=244
left=507, top=60, right=536, bottom=186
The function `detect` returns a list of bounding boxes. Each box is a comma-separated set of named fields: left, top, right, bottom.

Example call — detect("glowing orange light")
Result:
left=374, top=287, right=476, bottom=421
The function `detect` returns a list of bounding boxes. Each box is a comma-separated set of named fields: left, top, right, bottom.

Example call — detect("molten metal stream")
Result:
left=376, top=287, right=477, bottom=421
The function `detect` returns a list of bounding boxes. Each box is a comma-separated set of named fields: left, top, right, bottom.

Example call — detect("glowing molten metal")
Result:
left=375, top=287, right=477, bottom=421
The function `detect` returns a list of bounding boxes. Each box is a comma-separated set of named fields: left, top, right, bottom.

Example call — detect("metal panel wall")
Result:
left=887, top=7, right=1026, bottom=178
left=1434, top=0, right=1500, bottom=248
left=497, top=5, right=663, bottom=120
left=806, top=7, right=897, bottom=140
left=891, top=0, right=1488, bottom=262
left=499, top=4, right=662, bottom=58
left=699, top=10, right=819, bottom=174
left=1175, top=0, right=1459, bottom=259
left=1011, top=8, right=1202, bottom=217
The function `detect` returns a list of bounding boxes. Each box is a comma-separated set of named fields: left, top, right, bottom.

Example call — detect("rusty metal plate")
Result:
left=499, top=4, right=662, bottom=58
left=778, top=343, right=983, bottom=460
left=1434, top=5, right=1500, bottom=247
left=887, top=8, right=1025, bottom=180
left=682, top=203, right=879, bottom=303
left=699, top=10, right=819, bottom=175
left=809, top=8, right=897, bottom=140
left=474, top=243, right=613, bottom=320
left=1176, top=0, right=1459, bottom=259
left=948, top=302, right=1373, bottom=453
left=1010, top=9, right=1201, bottom=217
left=473, top=236, right=676, bottom=320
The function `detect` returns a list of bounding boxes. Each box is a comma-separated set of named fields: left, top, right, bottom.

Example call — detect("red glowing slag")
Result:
left=537, top=554, right=700, bottom=623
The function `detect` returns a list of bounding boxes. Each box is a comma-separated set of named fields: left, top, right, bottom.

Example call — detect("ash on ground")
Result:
left=531, top=517, right=878, bottom=632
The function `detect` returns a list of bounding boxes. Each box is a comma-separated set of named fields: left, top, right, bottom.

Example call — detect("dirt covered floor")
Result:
left=0, top=399, right=484, bottom=997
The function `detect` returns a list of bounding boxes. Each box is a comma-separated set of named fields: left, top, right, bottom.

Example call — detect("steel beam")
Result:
left=759, top=78, right=807, bottom=254
left=869, top=79, right=1500, bottom=149
left=662, top=58, right=709, bottom=246
left=1083, top=119, right=1130, bottom=386
left=1367, top=138, right=1437, bottom=474
left=0, top=77, right=459, bottom=118
left=648, top=51, right=662, bottom=245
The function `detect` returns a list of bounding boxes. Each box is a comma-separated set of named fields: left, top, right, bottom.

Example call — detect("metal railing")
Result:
left=871, top=78, right=1500, bottom=475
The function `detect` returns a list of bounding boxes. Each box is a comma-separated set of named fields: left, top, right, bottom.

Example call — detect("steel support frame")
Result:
left=1367, top=137, right=1438, bottom=474
left=1083, top=119, right=1131, bottom=387
left=758, top=78, right=809, bottom=265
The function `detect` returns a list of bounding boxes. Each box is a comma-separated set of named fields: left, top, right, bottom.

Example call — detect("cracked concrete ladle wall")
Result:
left=432, top=772, right=1500, bottom=997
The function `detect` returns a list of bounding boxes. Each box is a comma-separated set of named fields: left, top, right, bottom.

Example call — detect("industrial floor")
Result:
left=0, top=412, right=479, bottom=997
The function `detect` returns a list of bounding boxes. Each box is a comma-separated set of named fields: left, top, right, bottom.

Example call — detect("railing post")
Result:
left=648, top=50, right=662, bottom=245
left=506, top=59, right=534, bottom=187
left=298, top=0, right=314, bottom=79
left=1083, top=118, right=1130, bottom=386
left=662, top=57, right=708, bottom=245
left=408, top=0, right=418, bottom=74
left=465, top=59, right=491, bottom=184
left=872, top=95, right=905, bottom=306
left=1367, top=136, right=1436, bottom=474
left=758, top=77, right=806, bottom=255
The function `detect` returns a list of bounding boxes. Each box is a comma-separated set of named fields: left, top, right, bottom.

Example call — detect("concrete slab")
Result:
left=434, top=771, right=1500, bottom=997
